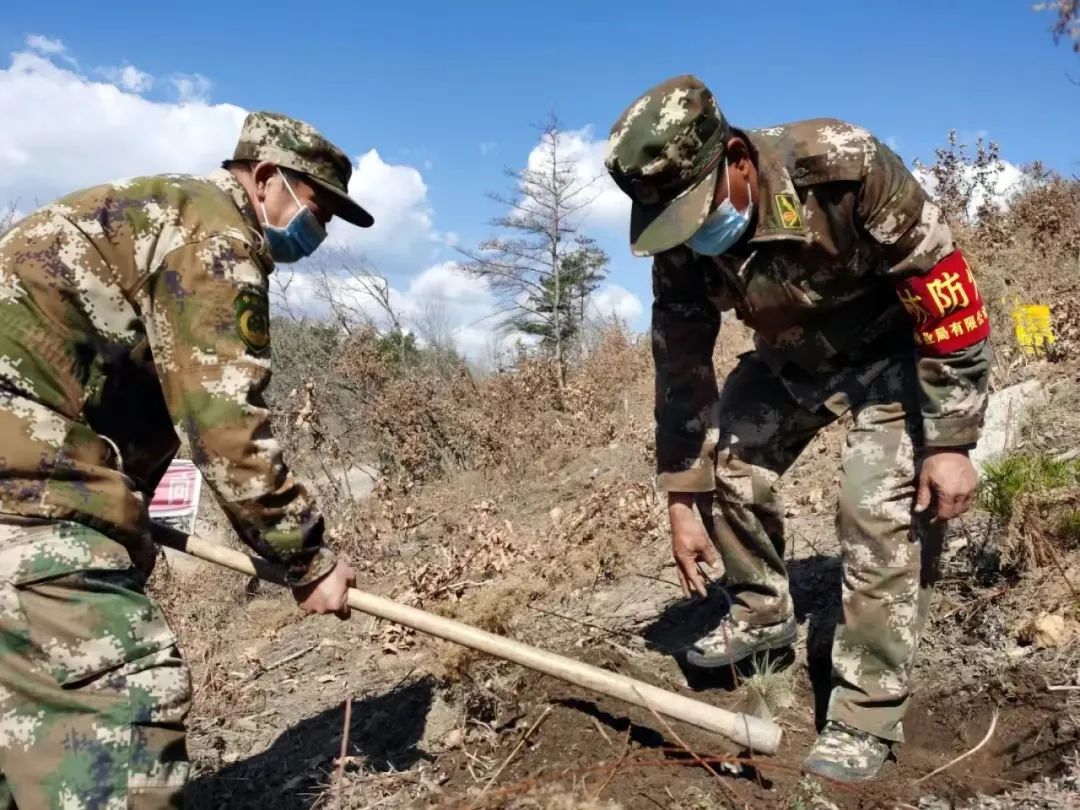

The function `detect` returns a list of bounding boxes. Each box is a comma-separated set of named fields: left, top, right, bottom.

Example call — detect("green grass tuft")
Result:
left=978, top=454, right=1080, bottom=520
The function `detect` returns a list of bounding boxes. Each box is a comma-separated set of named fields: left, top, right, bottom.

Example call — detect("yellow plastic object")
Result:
left=1012, top=303, right=1055, bottom=356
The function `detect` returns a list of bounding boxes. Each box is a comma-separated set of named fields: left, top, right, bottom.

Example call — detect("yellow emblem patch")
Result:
left=235, top=289, right=270, bottom=355
left=774, top=193, right=803, bottom=230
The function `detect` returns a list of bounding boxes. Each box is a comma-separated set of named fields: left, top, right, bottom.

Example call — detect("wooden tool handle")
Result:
left=152, top=526, right=782, bottom=753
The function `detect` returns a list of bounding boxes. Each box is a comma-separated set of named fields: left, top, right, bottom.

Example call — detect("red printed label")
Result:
left=895, top=250, right=990, bottom=356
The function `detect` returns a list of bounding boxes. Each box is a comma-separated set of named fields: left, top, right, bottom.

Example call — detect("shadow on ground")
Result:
left=185, top=676, right=435, bottom=809
left=637, top=554, right=843, bottom=725
left=790, top=554, right=842, bottom=730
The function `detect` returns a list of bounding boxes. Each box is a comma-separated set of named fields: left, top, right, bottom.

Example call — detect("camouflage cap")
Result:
left=233, top=111, right=374, bottom=228
left=605, top=75, right=731, bottom=257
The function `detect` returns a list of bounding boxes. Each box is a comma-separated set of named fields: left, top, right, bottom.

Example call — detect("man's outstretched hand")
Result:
left=669, top=493, right=719, bottom=598
left=292, top=559, right=356, bottom=619
left=915, top=449, right=978, bottom=522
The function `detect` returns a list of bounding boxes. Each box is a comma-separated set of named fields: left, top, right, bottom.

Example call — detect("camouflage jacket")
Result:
left=0, top=169, right=335, bottom=585
left=653, top=119, right=992, bottom=492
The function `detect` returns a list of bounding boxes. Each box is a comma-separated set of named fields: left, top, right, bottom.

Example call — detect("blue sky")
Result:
left=0, top=1, right=1076, bottom=356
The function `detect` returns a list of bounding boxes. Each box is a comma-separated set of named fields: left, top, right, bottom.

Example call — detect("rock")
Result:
left=549, top=507, right=565, bottom=524
left=419, top=695, right=459, bottom=751
left=442, top=727, right=465, bottom=750
left=1016, top=613, right=1077, bottom=648
left=970, top=380, right=1049, bottom=474
left=1034, top=614, right=1070, bottom=648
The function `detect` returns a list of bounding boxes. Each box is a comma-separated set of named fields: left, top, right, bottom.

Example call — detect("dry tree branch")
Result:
left=480, top=706, right=553, bottom=794
left=914, top=709, right=1000, bottom=785
left=631, top=686, right=738, bottom=808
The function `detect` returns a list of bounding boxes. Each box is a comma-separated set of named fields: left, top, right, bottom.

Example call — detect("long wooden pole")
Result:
left=153, top=527, right=782, bottom=754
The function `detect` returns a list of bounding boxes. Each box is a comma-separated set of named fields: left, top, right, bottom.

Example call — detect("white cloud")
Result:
left=590, top=284, right=643, bottom=323
left=0, top=40, right=447, bottom=292
left=521, top=125, right=629, bottom=234
left=170, top=73, right=213, bottom=103
left=101, top=64, right=153, bottom=93
left=0, top=49, right=246, bottom=209
left=25, top=34, right=67, bottom=56
left=325, top=148, right=443, bottom=270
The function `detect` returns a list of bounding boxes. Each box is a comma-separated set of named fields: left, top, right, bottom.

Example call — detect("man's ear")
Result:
left=726, top=137, right=751, bottom=172
left=251, top=161, right=278, bottom=200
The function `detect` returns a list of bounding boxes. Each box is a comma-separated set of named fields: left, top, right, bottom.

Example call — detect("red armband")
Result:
left=894, top=250, right=989, bottom=356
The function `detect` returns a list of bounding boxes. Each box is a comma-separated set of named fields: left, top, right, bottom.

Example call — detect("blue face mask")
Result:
left=261, top=169, right=327, bottom=264
left=686, top=160, right=754, bottom=256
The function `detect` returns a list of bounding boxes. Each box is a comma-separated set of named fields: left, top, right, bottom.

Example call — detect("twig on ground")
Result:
left=1040, top=535, right=1079, bottom=601
left=600, top=637, right=647, bottom=660
left=594, top=725, right=632, bottom=800
left=526, top=603, right=643, bottom=644
left=337, top=688, right=353, bottom=810
left=1048, top=685, right=1080, bottom=692
left=715, top=607, right=763, bottom=788
left=940, top=586, right=1009, bottom=622
left=401, top=499, right=473, bottom=531
left=915, top=709, right=1000, bottom=784
left=480, top=706, right=553, bottom=794
left=634, top=572, right=682, bottom=589
left=631, top=686, right=738, bottom=809
left=243, top=642, right=318, bottom=683
left=589, top=716, right=613, bottom=745
left=358, top=795, right=396, bottom=810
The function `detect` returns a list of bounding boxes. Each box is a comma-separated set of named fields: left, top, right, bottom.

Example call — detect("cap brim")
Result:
left=309, top=176, right=374, bottom=228
left=629, top=163, right=720, bottom=257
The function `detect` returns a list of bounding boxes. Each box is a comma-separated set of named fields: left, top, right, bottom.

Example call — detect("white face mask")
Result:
left=686, top=160, right=754, bottom=256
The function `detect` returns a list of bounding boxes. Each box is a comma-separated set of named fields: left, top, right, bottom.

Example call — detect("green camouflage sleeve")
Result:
left=143, top=235, right=336, bottom=586
left=857, top=137, right=992, bottom=449
left=652, top=248, right=724, bottom=492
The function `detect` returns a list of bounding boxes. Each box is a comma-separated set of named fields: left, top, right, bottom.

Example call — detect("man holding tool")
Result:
left=604, top=75, right=989, bottom=781
left=0, top=111, right=369, bottom=807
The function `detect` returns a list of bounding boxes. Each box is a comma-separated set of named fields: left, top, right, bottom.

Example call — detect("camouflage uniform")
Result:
left=605, top=77, right=990, bottom=750
left=0, top=111, right=372, bottom=807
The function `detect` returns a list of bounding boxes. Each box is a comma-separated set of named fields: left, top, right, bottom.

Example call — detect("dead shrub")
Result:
left=278, top=321, right=650, bottom=495
left=1004, top=485, right=1080, bottom=573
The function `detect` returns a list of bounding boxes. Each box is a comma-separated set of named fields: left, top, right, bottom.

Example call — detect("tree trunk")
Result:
left=578, top=283, right=587, bottom=360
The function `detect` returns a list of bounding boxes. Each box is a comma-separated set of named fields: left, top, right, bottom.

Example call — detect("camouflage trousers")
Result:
left=701, top=353, right=943, bottom=742
left=0, top=517, right=190, bottom=809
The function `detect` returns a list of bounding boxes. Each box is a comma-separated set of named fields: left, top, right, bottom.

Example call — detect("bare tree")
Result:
left=913, top=130, right=1005, bottom=227
left=315, top=256, right=413, bottom=366
left=414, top=299, right=453, bottom=352
left=1036, top=1, right=1080, bottom=52
left=414, top=299, right=463, bottom=377
left=0, top=202, right=19, bottom=238
left=457, top=112, right=600, bottom=389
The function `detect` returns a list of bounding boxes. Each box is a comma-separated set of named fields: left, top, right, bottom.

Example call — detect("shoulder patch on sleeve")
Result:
left=235, top=289, right=270, bottom=355
left=774, top=194, right=803, bottom=229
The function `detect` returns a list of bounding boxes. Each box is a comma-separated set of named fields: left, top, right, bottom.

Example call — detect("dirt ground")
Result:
left=154, top=348, right=1080, bottom=809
